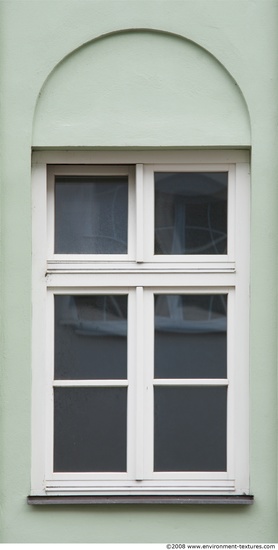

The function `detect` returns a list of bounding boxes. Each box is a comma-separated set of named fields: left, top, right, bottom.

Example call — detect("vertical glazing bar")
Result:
left=136, top=164, right=144, bottom=262
left=135, top=286, right=144, bottom=480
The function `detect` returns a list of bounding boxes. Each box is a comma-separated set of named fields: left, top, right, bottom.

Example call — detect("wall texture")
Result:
left=0, top=0, right=278, bottom=543
left=33, top=30, right=250, bottom=146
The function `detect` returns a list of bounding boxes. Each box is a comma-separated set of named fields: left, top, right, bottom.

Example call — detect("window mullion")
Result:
left=135, top=164, right=144, bottom=263
left=143, top=166, right=155, bottom=262
left=135, top=286, right=144, bottom=480
left=143, top=289, right=155, bottom=479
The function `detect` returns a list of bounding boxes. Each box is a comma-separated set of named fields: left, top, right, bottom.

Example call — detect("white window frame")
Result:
left=31, top=150, right=250, bottom=497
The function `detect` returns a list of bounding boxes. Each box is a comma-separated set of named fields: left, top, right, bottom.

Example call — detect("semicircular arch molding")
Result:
left=33, top=29, right=251, bottom=147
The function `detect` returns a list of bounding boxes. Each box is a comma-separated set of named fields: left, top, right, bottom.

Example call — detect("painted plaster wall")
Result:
left=0, top=0, right=277, bottom=543
left=33, top=30, right=250, bottom=146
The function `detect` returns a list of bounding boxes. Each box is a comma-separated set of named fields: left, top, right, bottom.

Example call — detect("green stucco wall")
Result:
left=33, top=31, right=250, bottom=146
left=0, top=0, right=278, bottom=543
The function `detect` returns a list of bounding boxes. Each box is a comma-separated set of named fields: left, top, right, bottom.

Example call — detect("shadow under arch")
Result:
left=32, top=28, right=251, bottom=147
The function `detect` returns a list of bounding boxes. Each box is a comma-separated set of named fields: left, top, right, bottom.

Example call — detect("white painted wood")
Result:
left=45, top=272, right=236, bottom=288
left=127, top=290, right=137, bottom=482
left=144, top=163, right=234, bottom=263
left=45, top=291, right=55, bottom=481
left=128, top=166, right=136, bottom=260
left=47, top=167, right=55, bottom=258
left=226, top=290, right=235, bottom=484
left=143, top=165, right=155, bottom=262
left=149, top=254, right=229, bottom=263
left=227, top=164, right=236, bottom=261
left=135, top=287, right=144, bottom=480
left=47, top=164, right=135, bottom=261
left=31, top=151, right=250, bottom=496
left=47, top=165, right=131, bottom=176
left=46, top=260, right=236, bottom=272
left=135, top=165, right=144, bottom=262
left=153, top=379, right=229, bottom=386
left=53, top=380, right=129, bottom=387
left=44, top=476, right=233, bottom=486
left=143, top=289, right=155, bottom=480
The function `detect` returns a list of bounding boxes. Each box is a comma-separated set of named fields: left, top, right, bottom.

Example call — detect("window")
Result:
left=31, top=150, right=250, bottom=499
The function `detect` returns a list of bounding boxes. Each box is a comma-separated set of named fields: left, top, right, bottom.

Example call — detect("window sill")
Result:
left=27, top=495, right=254, bottom=505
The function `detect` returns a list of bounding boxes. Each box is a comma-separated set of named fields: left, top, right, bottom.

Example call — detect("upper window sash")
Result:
left=46, top=162, right=236, bottom=266
left=143, top=164, right=235, bottom=263
left=47, top=165, right=136, bottom=261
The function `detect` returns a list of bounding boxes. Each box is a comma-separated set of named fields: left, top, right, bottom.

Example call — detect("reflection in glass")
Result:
left=55, top=176, right=128, bottom=254
left=155, top=294, right=227, bottom=378
left=55, top=295, right=128, bottom=379
left=54, top=387, right=127, bottom=472
left=154, top=386, right=227, bottom=471
left=155, top=172, right=227, bottom=254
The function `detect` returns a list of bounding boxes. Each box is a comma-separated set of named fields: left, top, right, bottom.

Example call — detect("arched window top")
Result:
left=32, top=30, right=250, bottom=147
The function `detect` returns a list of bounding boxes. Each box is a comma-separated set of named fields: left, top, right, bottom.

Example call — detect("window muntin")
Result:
left=31, top=151, right=249, bottom=496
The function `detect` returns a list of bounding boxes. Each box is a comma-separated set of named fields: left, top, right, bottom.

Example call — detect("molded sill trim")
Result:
left=27, top=495, right=254, bottom=505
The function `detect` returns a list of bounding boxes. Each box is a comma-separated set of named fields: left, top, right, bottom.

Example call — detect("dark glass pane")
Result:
left=155, top=172, right=227, bottom=254
left=55, top=176, right=128, bottom=254
left=54, top=387, right=127, bottom=472
left=154, top=386, right=227, bottom=471
left=55, top=295, right=127, bottom=380
left=155, top=294, right=227, bottom=378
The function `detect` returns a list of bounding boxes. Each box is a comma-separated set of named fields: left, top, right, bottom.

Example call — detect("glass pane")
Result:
left=155, top=294, right=227, bottom=378
left=154, top=386, right=227, bottom=471
left=55, top=176, right=128, bottom=254
left=54, top=387, right=127, bottom=472
left=55, top=295, right=127, bottom=380
left=155, top=172, right=227, bottom=254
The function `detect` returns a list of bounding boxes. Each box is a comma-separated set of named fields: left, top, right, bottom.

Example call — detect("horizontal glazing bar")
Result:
left=46, top=273, right=236, bottom=288
left=53, top=380, right=128, bottom=387
left=153, top=379, right=228, bottom=385
left=47, top=260, right=235, bottom=271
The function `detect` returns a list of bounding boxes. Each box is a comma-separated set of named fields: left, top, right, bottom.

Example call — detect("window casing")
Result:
left=31, top=150, right=250, bottom=497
